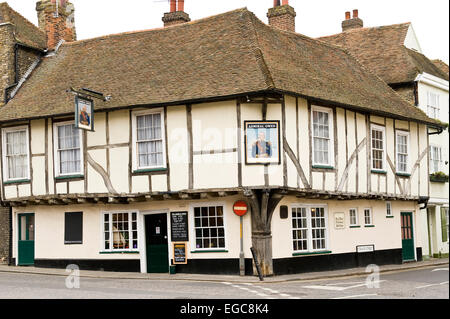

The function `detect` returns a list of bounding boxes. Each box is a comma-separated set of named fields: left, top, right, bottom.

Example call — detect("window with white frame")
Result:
left=371, top=125, right=386, bottom=171
left=292, top=206, right=328, bottom=253
left=103, top=212, right=138, bottom=251
left=349, top=208, right=359, bottom=226
left=427, top=92, right=440, bottom=119
left=54, top=123, right=82, bottom=176
left=364, top=208, right=373, bottom=226
left=2, top=126, right=30, bottom=181
left=132, top=110, right=166, bottom=171
left=193, top=205, right=225, bottom=250
left=430, top=146, right=442, bottom=173
left=386, top=202, right=392, bottom=217
left=396, top=131, right=409, bottom=174
left=311, top=106, right=334, bottom=167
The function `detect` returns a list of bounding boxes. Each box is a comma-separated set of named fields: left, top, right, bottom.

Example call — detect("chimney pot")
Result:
left=342, top=9, right=363, bottom=31
left=282, top=0, right=289, bottom=5
left=170, top=0, right=176, bottom=12
left=178, top=0, right=185, bottom=12
left=353, top=9, right=359, bottom=18
left=345, top=11, right=351, bottom=20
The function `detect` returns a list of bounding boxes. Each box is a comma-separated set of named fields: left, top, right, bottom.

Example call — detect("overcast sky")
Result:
left=6, top=0, right=450, bottom=63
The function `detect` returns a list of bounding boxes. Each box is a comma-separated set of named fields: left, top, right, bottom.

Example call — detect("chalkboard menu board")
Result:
left=173, top=242, right=187, bottom=264
left=171, top=211, right=189, bottom=242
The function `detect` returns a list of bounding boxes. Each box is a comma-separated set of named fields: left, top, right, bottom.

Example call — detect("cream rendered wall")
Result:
left=297, top=98, right=310, bottom=189
left=12, top=195, right=253, bottom=265
left=271, top=196, right=420, bottom=259
left=191, top=101, right=239, bottom=189
left=284, top=96, right=298, bottom=189
left=166, top=105, right=189, bottom=192
left=266, top=103, right=283, bottom=187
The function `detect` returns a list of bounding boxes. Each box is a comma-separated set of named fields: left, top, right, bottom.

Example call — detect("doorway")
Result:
left=401, top=212, right=415, bottom=262
left=18, top=213, right=35, bottom=265
left=145, top=213, right=169, bottom=273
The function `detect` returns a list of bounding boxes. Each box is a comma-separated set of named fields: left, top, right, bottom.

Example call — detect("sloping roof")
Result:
left=0, top=8, right=440, bottom=127
left=0, top=2, right=46, bottom=49
left=432, top=59, right=449, bottom=76
left=318, top=23, right=449, bottom=84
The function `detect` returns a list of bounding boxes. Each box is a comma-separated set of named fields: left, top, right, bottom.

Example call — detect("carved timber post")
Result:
left=244, top=188, right=284, bottom=277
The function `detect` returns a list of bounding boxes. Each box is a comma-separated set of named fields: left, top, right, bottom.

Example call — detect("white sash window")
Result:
left=427, top=92, right=440, bottom=119
left=311, top=106, right=334, bottom=167
left=55, top=123, right=82, bottom=176
left=2, top=126, right=30, bottom=181
left=396, top=131, right=409, bottom=174
left=371, top=124, right=386, bottom=171
left=430, top=145, right=442, bottom=173
left=292, top=205, right=328, bottom=253
left=132, top=109, right=166, bottom=171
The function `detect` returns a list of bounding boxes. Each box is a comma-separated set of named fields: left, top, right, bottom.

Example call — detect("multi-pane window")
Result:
left=364, top=208, right=373, bottom=226
left=371, top=125, right=385, bottom=171
left=292, top=206, right=328, bottom=253
left=135, top=111, right=165, bottom=169
left=349, top=208, right=358, bottom=226
left=396, top=131, right=409, bottom=173
left=103, top=212, right=138, bottom=251
left=427, top=92, right=440, bottom=119
left=312, top=107, right=333, bottom=166
left=56, top=123, right=82, bottom=176
left=430, top=146, right=442, bottom=173
left=386, top=202, right=392, bottom=217
left=292, top=207, right=308, bottom=251
left=193, top=205, right=225, bottom=250
left=2, top=127, right=29, bottom=181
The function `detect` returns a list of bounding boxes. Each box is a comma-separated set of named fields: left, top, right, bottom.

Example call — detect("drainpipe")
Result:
left=419, top=196, right=429, bottom=210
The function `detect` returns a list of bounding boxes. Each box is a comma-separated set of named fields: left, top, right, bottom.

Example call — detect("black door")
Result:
left=145, top=214, right=169, bottom=273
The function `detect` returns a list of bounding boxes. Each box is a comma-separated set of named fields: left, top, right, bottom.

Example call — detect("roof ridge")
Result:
left=318, top=22, right=411, bottom=39
left=0, top=1, right=45, bottom=37
left=64, top=7, right=250, bottom=47
left=244, top=10, right=275, bottom=90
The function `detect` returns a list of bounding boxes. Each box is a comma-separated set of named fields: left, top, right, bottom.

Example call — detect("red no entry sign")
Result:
left=233, top=201, right=248, bottom=216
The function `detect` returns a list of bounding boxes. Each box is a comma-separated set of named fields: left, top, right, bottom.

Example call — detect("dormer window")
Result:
left=427, top=92, right=440, bottom=119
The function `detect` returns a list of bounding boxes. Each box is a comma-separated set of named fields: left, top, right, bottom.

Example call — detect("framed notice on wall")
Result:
left=75, top=96, right=94, bottom=131
left=173, top=242, right=188, bottom=265
left=244, top=121, right=280, bottom=165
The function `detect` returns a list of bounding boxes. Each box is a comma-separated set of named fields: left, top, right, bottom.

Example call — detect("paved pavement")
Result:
left=0, top=257, right=447, bottom=283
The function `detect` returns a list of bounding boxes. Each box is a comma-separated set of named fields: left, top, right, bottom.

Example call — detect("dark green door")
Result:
left=145, top=214, right=169, bottom=273
left=401, top=212, right=415, bottom=261
left=18, top=213, right=35, bottom=265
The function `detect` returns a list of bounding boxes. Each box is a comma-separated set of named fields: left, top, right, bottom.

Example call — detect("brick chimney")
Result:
left=342, top=9, right=363, bottom=32
left=36, top=0, right=76, bottom=50
left=162, top=0, right=191, bottom=27
left=267, top=0, right=296, bottom=32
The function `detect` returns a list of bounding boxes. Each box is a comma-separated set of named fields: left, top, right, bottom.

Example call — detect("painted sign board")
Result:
left=170, top=211, right=189, bottom=242
left=334, top=212, right=345, bottom=229
left=173, top=242, right=188, bottom=264
left=356, top=245, right=375, bottom=253
left=244, top=121, right=281, bottom=165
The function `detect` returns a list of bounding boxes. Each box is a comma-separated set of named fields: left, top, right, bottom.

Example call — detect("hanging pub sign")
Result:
left=244, top=121, right=280, bottom=165
left=74, top=96, right=94, bottom=131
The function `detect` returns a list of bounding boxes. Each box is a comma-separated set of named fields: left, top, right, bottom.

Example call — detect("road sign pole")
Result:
left=239, top=215, right=245, bottom=276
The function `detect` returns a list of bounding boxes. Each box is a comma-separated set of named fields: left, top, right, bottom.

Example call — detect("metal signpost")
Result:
left=233, top=200, right=248, bottom=276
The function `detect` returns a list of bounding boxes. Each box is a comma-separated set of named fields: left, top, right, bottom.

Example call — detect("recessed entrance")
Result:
left=145, top=213, right=169, bottom=273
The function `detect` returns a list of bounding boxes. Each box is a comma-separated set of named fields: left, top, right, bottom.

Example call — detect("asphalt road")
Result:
left=0, top=265, right=447, bottom=299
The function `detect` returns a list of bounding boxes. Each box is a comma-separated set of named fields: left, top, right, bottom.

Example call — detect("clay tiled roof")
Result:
left=0, top=8, right=441, bottom=127
left=432, top=59, right=449, bottom=77
left=318, top=23, right=449, bottom=84
left=0, top=2, right=46, bottom=49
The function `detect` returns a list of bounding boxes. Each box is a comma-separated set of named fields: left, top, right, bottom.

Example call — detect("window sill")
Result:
left=133, top=168, right=167, bottom=174
left=350, top=225, right=361, bottom=228
left=386, top=216, right=394, bottom=219
left=99, top=251, right=139, bottom=254
left=396, top=172, right=411, bottom=178
left=312, top=165, right=335, bottom=170
left=292, top=251, right=332, bottom=256
left=3, top=179, right=30, bottom=185
left=55, top=175, right=84, bottom=180
left=190, top=250, right=228, bottom=254
left=371, top=170, right=387, bottom=175
left=364, top=225, right=375, bottom=228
